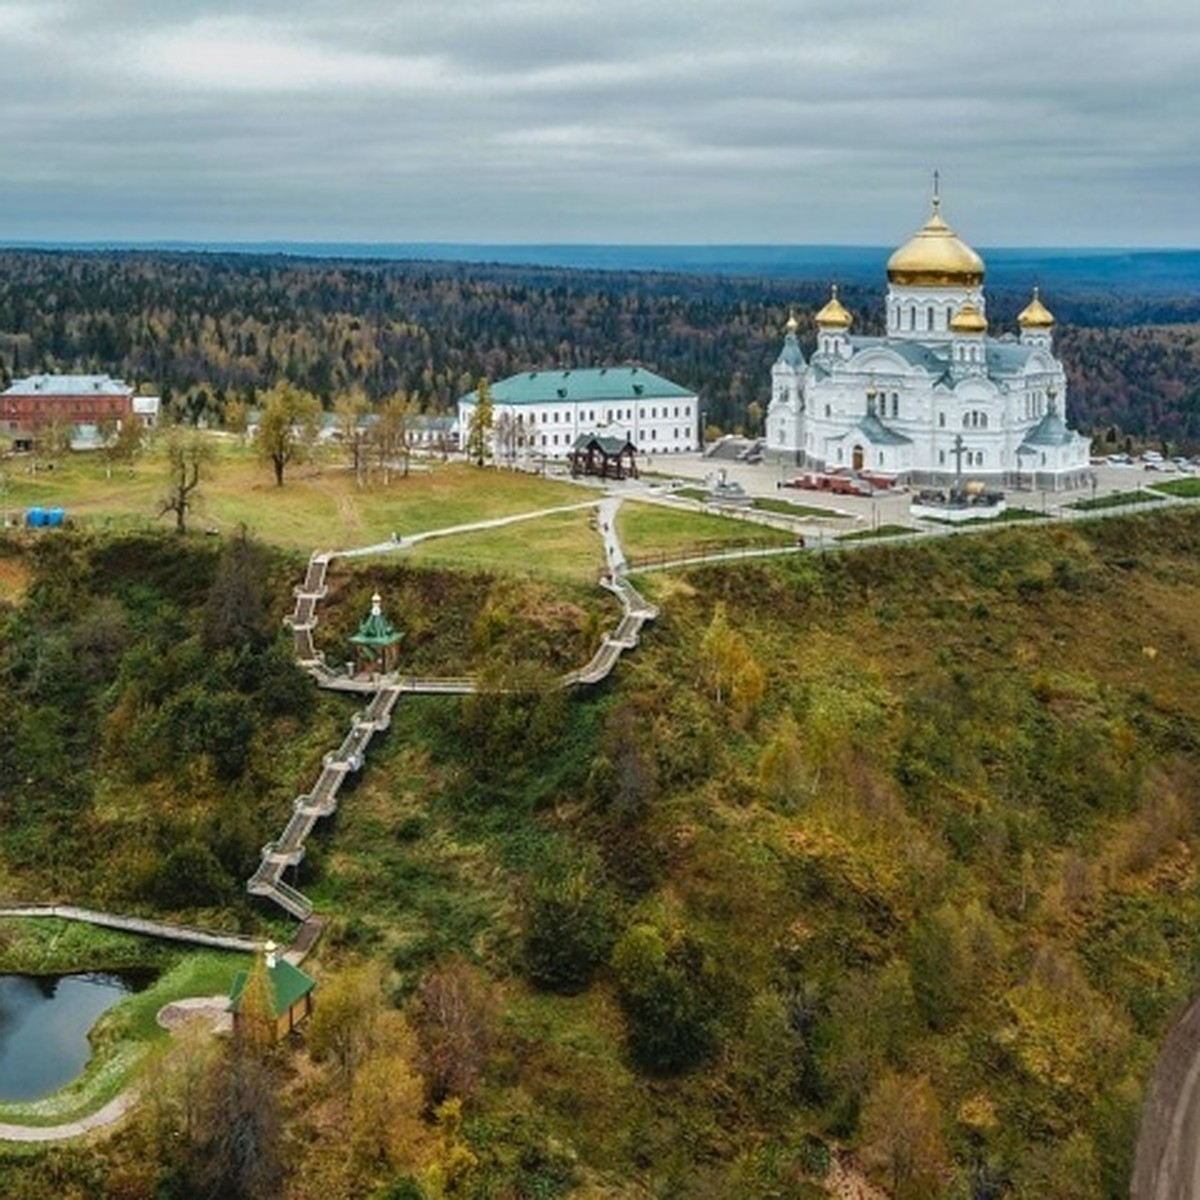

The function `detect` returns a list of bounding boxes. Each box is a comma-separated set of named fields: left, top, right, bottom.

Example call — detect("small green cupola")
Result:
left=349, top=592, right=403, bottom=675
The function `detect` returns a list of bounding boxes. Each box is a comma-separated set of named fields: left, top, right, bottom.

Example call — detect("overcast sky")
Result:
left=0, top=0, right=1196, bottom=247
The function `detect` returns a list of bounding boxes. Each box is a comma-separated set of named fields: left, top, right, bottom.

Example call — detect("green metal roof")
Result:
left=350, top=594, right=403, bottom=647
left=834, top=412, right=912, bottom=446
left=572, top=433, right=636, bottom=455
left=229, top=958, right=316, bottom=1018
left=1020, top=410, right=1078, bottom=448
left=462, top=366, right=694, bottom=407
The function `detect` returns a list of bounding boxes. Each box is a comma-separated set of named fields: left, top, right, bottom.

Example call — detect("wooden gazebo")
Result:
left=228, top=942, right=316, bottom=1043
left=569, top=433, right=639, bottom=481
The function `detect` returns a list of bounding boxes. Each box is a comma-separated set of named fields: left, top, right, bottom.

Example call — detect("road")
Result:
left=1132, top=991, right=1200, bottom=1199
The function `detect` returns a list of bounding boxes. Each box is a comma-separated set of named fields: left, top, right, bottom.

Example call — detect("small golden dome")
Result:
left=814, top=285, right=852, bottom=329
left=887, top=199, right=985, bottom=288
left=1018, top=287, right=1055, bottom=329
left=950, top=301, right=988, bottom=335
left=785, top=309, right=799, bottom=334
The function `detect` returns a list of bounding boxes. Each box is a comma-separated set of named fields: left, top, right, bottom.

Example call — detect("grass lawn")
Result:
left=751, top=495, right=838, bottom=518
left=837, top=523, right=915, bottom=542
left=922, top=507, right=1051, bottom=526
left=407, top=507, right=603, bottom=581
left=4, top=442, right=595, bottom=553
left=1150, top=477, right=1200, bottom=498
left=617, top=499, right=793, bottom=561
left=0, top=942, right=248, bottom=1127
left=670, top=490, right=828, bottom=519
left=1068, top=489, right=1165, bottom=511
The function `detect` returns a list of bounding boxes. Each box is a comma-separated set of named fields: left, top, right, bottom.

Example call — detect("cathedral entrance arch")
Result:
left=852, top=444, right=864, bottom=472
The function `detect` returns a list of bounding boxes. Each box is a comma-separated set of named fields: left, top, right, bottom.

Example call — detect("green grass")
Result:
left=4, top=442, right=595, bottom=553
left=408, top=507, right=603, bottom=581
left=1069, top=489, right=1164, bottom=511
left=617, top=499, right=793, bottom=560
left=0, top=919, right=180, bottom=976
left=836, top=523, right=915, bottom=542
left=667, top=490, right=830, bottom=520
left=751, top=495, right=836, bottom=518
left=1150, top=476, right=1200, bottom=498
left=923, top=507, right=1051, bottom=526
left=0, top=948, right=248, bottom=1126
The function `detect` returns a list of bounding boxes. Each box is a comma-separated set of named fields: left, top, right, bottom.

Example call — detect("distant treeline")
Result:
left=1, top=249, right=1199, bottom=446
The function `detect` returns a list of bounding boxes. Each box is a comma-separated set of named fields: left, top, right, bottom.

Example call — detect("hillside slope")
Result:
left=2, top=510, right=1200, bottom=1198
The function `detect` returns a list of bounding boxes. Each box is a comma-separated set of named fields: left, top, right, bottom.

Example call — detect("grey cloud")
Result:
left=0, top=0, right=1196, bottom=244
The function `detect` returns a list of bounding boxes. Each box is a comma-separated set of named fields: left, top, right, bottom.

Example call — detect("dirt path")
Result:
left=0, top=1092, right=139, bottom=1143
left=0, top=995, right=230, bottom=1143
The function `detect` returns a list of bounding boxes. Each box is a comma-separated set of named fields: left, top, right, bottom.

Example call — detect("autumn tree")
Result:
left=374, top=391, right=419, bottom=483
left=36, top=415, right=72, bottom=469
left=334, top=388, right=370, bottom=486
left=411, top=957, right=496, bottom=1107
left=158, top=427, right=214, bottom=534
left=224, top=397, right=250, bottom=444
left=699, top=601, right=765, bottom=723
left=758, top=711, right=809, bottom=810
left=255, top=382, right=321, bottom=486
left=113, top=415, right=143, bottom=472
left=860, top=1073, right=949, bottom=1200
left=465, top=378, right=494, bottom=467
left=96, top=415, right=121, bottom=479
left=202, top=526, right=272, bottom=652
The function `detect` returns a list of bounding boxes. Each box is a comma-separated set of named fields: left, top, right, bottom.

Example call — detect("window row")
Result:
left=527, top=404, right=693, bottom=424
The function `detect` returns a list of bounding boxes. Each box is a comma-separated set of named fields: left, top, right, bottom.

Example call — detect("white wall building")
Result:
left=767, top=194, right=1092, bottom=490
left=457, top=366, right=698, bottom=465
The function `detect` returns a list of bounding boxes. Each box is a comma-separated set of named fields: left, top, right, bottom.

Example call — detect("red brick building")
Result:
left=2, top=374, right=135, bottom=442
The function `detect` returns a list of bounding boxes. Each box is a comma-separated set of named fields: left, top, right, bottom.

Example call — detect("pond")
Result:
left=0, top=973, right=142, bottom=1102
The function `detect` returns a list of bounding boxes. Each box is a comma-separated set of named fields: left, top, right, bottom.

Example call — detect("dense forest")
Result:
left=2, top=249, right=1200, bottom=448
left=3, top=509, right=1200, bottom=1197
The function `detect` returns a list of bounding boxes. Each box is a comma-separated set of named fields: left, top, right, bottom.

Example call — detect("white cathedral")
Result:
left=766, top=193, right=1092, bottom=490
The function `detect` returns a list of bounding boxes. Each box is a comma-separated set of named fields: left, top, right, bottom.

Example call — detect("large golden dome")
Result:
left=887, top=198, right=985, bottom=288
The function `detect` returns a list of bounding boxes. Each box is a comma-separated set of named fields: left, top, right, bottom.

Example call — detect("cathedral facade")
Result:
left=766, top=196, right=1092, bottom=489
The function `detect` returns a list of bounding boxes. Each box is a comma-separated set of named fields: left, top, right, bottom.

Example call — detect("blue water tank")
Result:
left=26, top=507, right=45, bottom=527
left=46, top=508, right=65, bottom=527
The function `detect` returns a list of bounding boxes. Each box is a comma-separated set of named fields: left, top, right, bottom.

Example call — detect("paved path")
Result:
left=1132, top=990, right=1200, bottom=1199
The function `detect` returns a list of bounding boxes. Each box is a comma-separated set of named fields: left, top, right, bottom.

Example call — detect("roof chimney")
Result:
left=264, top=940, right=278, bottom=969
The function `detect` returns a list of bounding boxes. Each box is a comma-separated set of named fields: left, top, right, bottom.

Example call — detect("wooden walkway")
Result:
left=0, top=903, right=260, bottom=955
left=252, top=498, right=658, bottom=920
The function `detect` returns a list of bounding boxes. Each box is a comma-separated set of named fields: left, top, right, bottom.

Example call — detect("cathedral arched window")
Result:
left=909, top=307, right=916, bottom=331
left=927, top=306, right=935, bottom=331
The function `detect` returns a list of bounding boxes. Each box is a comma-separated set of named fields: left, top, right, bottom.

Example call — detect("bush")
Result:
left=610, top=922, right=723, bottom=1075
left=522, top=847, right=618, bottom=993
